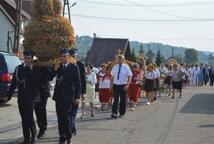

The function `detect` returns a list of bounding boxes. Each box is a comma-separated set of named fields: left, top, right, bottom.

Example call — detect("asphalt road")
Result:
left=1, top=86, right=214, bottom=144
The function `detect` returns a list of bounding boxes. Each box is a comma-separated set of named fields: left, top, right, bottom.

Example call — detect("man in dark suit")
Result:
left=69, top=48, right=86, bottom=136
left=7, top=50, right=41, bottom=144
left=209, top=66, right=214, bottom=86
left=35, top=66, right=55, bottom=138
left=53, top=49, right=81, bottom=144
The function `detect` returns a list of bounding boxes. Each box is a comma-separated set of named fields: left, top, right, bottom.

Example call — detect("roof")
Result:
left=87, top=38, right=131, bottom=67
left=0, top=0, right=31, bottom=23
left=21, top=0, right=32, bottom=16
left=0, top=5, right=15, bottom=25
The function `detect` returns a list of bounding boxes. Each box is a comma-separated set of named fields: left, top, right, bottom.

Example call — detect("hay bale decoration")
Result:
left=23, top=0, right=75, bottom=66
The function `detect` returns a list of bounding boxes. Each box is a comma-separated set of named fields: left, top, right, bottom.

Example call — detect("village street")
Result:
left=1, top=86, right=214, bottom=144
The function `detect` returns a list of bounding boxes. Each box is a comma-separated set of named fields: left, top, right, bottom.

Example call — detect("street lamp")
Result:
left=70, top=2, right=77, bottom=8
left=63, top=1, right=77, bottom=23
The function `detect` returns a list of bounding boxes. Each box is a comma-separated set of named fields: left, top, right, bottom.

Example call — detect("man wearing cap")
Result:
left=53, top=49, right=81, bottom=144
left=7, top=50, right=41, bottom=144
left=35, top=66, right=55, bottom=138
left=69, top=48, right=86, bottom=136
left=110, top=55, right=132, bottom=118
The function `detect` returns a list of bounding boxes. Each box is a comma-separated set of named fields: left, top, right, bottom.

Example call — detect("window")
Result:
left=4, top=55, right=21, bottom=73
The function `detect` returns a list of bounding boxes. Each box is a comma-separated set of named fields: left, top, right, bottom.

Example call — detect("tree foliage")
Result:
left=155, top=49, right=165, bottom=67
left=184, top=48, right=198, bottom=64
left=130, top=48, right=136, bottom=61
left=23, top=0, right=75, bottom=66
left=208, top=53, right=214, bottom=65
left=138, top=43, right=145, bottom=55
left=174, top=55, right=183, bottom=64
left=146, top=50, right=155, bottom=64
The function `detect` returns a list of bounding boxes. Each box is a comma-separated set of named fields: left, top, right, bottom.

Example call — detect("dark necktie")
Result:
left=117, top=65, right=122, bottom=80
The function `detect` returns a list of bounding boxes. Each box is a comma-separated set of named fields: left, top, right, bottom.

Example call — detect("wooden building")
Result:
left=87, top=38, right=132, bottom=67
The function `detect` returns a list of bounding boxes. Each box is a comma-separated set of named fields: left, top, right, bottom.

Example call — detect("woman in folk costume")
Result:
left=165, top=64, right=173, bottom=96
left=97, top=64, right=112, bottom=110
left=81, top=64, right=97, bottom=119
left=144, top=64, right=156, bottom=106
left=128, top=63, right=143, bottom=111
left=171, top=64, right=185, bottom=99
left=153, top=63, right=160, bottom=101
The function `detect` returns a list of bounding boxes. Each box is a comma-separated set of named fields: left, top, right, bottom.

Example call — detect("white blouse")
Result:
left=145, top=71, right=156, bottom=80
left=98, top=72, right=111, bottom=89
left=86, top=72, right=97, bottom=88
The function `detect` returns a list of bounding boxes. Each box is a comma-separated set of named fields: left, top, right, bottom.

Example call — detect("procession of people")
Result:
left=4, top=48, right=214, bottom=144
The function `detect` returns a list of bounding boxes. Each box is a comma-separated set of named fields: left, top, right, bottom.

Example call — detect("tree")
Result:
left=23, top=0, right=75, bottom=66
left=130, top=48, right=136, bottom=61
left=184, top=49, right=198, bottom=64
left=155, top=49, right=165, bottom=67
left=138, top=43, right=145, bottom=55
left=208, top=53, right=214, bottom=65
left=146, top=49, right=155, bottom=64
left=84, top=50, right=91, bottom=64
left=174, top=55, right=183, bottom=64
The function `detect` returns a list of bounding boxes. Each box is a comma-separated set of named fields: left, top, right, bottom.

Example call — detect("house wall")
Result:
left=0, top=10, right=14, bottom=53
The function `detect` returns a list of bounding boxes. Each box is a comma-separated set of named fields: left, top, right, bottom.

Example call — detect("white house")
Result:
left=0, top=0, right=31, bottom=53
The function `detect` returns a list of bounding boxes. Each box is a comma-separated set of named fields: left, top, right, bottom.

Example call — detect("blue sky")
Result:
left=67, top=0, right=214, bottom=52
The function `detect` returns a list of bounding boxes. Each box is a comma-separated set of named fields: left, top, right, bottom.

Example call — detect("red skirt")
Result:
left=128, top=84, right=141, bottom=102
left=99, top=88, right=112, bottom=103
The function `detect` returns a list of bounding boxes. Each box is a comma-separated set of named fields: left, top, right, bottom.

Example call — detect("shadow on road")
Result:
left=0, top=140, right=15, bottom=144
left=198, top=124, right=214, bottom=128
left=77, top=116, right=112, bottom=123
left=180, top=94, right=214, bottom=114
left=0, top=103, right=12, bottom=108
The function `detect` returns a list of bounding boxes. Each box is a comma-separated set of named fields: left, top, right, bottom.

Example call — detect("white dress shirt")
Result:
left=111, top=64, right=133, bottom=85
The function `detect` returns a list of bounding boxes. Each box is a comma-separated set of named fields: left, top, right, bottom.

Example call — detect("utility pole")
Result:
left=62, top=0, right=77, bottom=23
left=63, top=0, right=71, bottom=23
left=14, top=0, right=22, bottom=53
left=172, top=46, right=174, bottom=57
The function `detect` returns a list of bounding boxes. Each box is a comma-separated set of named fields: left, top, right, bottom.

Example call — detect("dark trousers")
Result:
left=112, top=84, right=127, bottom=116
left=210, top=76, right=214, bottom=86
left=35, top=96, right=48, bottom=132
left=18, top=103, right=36, bottom=141
left=56, top=101, right=72, bottom=142
left=70, top=104, right=79, bottom=133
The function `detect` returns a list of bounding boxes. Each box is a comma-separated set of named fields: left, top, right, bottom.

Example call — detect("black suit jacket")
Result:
left=77, top=61, right=86, bottom=94
left=53, top=63, right=81, bottom=104
left=7, top=64, right=42, bottom=104
left=40, top=67, right=56, bottom=97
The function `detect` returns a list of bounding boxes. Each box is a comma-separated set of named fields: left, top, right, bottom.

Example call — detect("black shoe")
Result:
left=91, top=113, right=95, bottom=117
left=59, top=140, right=66, bottom=144
left=119, top=115, right=124, bottom=118
left=37, top=130, right=46, bottom=138
left=30, top=137, right=37, bottom=144
left=67, top=139, right=72, bottom=144
left=73, top=130, right=77, bottom=136
left=21, top=139, right=30, bottom=144
left=59, top=138, right=66, bottom=144
left=111, top=113, right=117, bottom=119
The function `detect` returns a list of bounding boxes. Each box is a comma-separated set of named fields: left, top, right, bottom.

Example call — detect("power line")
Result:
left=78, top=0, right=214, bottom=7
left=71, top=13, right=214, bottom=22
left=78, top=0, right=209, bottom=20
left=125, top=0, right=200, bottom=20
